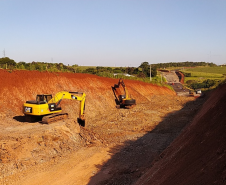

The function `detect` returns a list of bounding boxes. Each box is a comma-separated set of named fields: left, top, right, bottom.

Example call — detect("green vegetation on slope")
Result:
left=180, top=66, right=226, bottom=90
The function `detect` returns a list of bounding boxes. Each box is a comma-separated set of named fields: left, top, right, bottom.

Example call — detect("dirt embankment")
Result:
left=135, top=83, right=226, bottom=185
left=0, top=69, right=175, bottom=119
left=175, top=71, right=185, bottom=84
left=0, top=69, right=180, bottom=184
left=2, top=69, right=224, bottom=185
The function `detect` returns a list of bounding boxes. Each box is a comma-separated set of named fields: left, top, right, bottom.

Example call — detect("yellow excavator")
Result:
left=23, top=91, right=86, bottom=126
left=112, top=78, right=136, bottom=109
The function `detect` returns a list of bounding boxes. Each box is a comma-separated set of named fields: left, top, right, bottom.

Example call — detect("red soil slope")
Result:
left=0, top=69, right=175, bottom=122
left=0, top=69, right=178, bottom=183
left=175, top=71, right=185, bottom=84
left=135, top=83, right=226, bottom=185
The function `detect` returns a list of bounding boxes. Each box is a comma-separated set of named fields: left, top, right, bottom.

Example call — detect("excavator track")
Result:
left=42, top=113, right=68, bottom=124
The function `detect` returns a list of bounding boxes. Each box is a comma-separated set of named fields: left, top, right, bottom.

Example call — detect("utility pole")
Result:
left=150, top=64, right=152, bottom=82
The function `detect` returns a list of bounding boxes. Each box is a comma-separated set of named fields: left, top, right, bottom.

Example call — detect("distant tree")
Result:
left=120, top=67, right=126, bottom=73
left=139, top=61, right=149, bottom=69
left=138, top=62, right=157, bottom=77
left=28, top=62, right=36, bottom=70
left=132, top=68, right=139, bottom=74
left=137, top=72, right=146, bottom=78
left=35, top=63, right=44, bottom=71
left=204, top=79, right=216, bottom=88
left=152, top=61, right=217, bottom=69
left=85, top=68, right=96, bottom=74
left=106, top=67, right=113, bottom=72
left=127, top=67, right=135, bottom=75
left=209, top=62, right=217, bottom=67
left=0, top=57, right=16, bottom=69
left=113, top=68, right=123, bottom=73
left=186, top=80, right=196, bottom=85
left=139, top=61, right=149, bottom=76
left=96, top=66, right=105, bottom=72
left=190, top=79, right=216, bottom=89
left=17, top=61, right=27, bottom=69
left=151, top=66, right=157, bottom=77
left=57, top=63, right=64, bottom=71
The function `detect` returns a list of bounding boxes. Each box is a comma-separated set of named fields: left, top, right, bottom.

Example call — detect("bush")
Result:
left=137, top=72, right=146, bottom=78
left=184, top=72, right=191, bottom=77
left=190, top=79, right=217, bottom=89
left=186, top=80, right=196, bottom=85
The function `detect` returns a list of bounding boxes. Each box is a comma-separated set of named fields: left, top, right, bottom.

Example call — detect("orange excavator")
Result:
left=112, top=78, right=136, bottom=109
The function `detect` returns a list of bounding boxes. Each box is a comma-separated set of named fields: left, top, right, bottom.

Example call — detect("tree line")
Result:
left=0, top=57, right=158, bottom=77
left=151, top=61, right=217, bottom=68
left=0, top=57, right=78, bottom=73
left=0, top=57, right=217, bottom=79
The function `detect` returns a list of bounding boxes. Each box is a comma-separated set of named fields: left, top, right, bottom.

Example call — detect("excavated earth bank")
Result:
left=135, top=83, right=226, bottom=185
left=0, top=69, right=214, bottom=185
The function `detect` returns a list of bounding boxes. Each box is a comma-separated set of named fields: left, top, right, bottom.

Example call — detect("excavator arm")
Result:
left=48, top=91, right=86, bottom=120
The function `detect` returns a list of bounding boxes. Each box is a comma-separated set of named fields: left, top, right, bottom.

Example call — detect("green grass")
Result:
left=75, top=66, right=96, bottom=70
left=184, top=77, right=222, bottom=83
left=184, top=71, right=222, bottom=79
left=181, top=66, right=226, bottom=83
left=181, top=66, right=226, bottom=74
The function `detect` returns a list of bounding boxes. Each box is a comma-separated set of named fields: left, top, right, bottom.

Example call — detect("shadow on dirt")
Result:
left=87, top=96, right=206, bottom=185
left=13, top=116, right=26, bottom=122
left=13, top=115, right=43, bottom=123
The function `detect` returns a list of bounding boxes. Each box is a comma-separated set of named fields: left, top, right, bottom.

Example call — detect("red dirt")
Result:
left=0, top=69, right=175, bottom=119
left=135, top=83, right=226, bottom=185
left=1, top=69, right=224, bottom=185
left=175, top=71, right=185, bottom=84
left=0, top=69, right=179, bottom=184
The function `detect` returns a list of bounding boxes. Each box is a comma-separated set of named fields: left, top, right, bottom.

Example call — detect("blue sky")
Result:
left=1, top=0, right=226, bottom=67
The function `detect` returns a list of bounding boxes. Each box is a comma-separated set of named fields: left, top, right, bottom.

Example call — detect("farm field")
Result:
left=181, top=66, right=226, bottom=83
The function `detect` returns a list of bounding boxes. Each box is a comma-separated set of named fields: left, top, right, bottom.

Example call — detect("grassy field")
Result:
left=181, top=66, right=226, bottom=83
left=182, top=66, right=226, bottom=74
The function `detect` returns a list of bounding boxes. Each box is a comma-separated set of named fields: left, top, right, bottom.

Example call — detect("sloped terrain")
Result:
left=135, top=83, right=226, bottom=185
left=0, top=69, right=210, bottom=184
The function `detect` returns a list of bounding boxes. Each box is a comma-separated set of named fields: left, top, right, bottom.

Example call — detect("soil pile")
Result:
left=135, top=83, right=226, bottom=185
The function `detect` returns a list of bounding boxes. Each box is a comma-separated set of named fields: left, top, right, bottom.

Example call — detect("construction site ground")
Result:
left=0, top=69, right=225, bottom=185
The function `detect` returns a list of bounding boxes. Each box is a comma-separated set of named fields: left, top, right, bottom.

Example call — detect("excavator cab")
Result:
left=36, top=94, right=52, bottom=103
left=118, top=95, right=126, bottom=102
